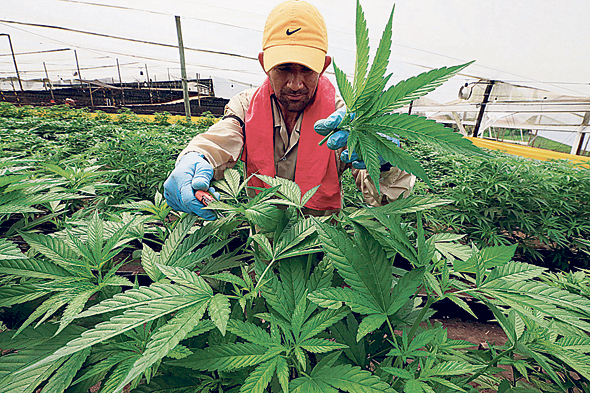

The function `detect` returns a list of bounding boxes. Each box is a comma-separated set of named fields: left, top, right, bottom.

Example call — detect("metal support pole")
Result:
left=175, top=15, right=191, bottom=120
left=145, top=63, right=153, bottom=104
left=116, top=58, right=125, bottom=105
left=74, top=50, right=94, bottom=108
left=43, top=62, right=55, bottom=102
left=570, top=112, right=590, bottom=156
left=196, top=72, right=201, bottom=107
left=472, top=80, right=495, bottom=138
left=0, top=34, right=23, bottom=91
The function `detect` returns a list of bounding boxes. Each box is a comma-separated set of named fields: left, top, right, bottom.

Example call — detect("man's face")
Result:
left=268, top=63, right=320, bottom=114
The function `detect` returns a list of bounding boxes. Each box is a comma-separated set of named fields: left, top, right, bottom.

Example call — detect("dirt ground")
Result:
left=432, top=317, right=508, bottom=347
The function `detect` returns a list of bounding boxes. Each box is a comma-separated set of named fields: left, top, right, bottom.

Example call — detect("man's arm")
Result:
left=177, top=88, right=255, bottom=179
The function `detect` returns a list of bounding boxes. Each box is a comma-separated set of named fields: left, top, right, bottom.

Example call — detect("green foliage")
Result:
left=407, top=142, right=590, bottom=269
left=1, top=2, right=589, bottom=392
left=326, top=0, right=481, bottom=193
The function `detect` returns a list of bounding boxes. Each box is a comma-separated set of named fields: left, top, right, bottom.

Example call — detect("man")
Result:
left=164, top=0, right=414, bottom=220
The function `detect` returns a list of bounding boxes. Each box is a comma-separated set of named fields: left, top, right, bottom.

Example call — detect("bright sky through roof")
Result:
left=1, top=0, right=589, bottom=101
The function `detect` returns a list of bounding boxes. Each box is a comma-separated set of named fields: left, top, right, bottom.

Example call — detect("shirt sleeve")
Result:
left=176, top=88, right=255, bottom=179
left=353, top=167, right=416, bottom=207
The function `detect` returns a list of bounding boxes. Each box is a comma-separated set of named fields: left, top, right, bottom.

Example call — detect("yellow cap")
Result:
left=262, top=0, right=328, bottom=74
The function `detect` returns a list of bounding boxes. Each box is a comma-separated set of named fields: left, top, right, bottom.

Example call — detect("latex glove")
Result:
left=163, top=152, right=219, bottom=220
left=315, top=108, right=400, bottom=169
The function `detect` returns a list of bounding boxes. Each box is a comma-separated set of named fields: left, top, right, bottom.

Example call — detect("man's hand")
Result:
left=314, top=107, right=399, bottom=169
left=164, top=152, right=219, bottom=220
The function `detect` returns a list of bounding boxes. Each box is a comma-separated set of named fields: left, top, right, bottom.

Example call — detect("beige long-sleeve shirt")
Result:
left=178, top=87, right=415, bottom=210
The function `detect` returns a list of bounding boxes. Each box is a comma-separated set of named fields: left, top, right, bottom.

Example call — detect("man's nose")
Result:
left=286, top=71, right=304, bottom=91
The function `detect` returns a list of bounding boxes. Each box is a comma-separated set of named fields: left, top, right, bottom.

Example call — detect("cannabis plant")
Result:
left=322, top=1, right=482, bottom=193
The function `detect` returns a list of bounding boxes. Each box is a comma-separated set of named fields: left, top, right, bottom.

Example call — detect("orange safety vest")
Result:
left=242, top=76, right=341, bottom=211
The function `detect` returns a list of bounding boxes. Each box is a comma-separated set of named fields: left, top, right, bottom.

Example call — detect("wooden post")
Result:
left=570, top=112, right=590, bottom=156
left=0, top=34, right=23, bottom=91
left=74, top=50, right=94, bottom=108
left=196, top=72, right=201, bottom=107
left=145, top=63, right=153, bottom=104
left=116, top=58, right=125, bottom=105
left=43, top=62, right=55, bottom=102
left=175, top=15, right=191, bottom=120
left=472, top=80, right=495, bottom=138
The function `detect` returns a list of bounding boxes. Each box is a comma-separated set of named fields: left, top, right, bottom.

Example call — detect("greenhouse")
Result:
left=1, top=1, right=590, bottom=392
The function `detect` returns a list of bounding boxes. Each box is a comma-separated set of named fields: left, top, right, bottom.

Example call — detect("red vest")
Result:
left=242, top=76, right=341, bottom=211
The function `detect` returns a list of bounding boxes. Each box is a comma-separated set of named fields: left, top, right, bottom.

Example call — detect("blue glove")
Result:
left=314, top=107, right=399, bottom=170
left=164, top=152, right=219, bottom=220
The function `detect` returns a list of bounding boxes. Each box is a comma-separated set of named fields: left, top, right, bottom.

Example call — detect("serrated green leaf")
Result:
left=170, top=343, right=278, bottom=371
left=353, top=5, right=394, bottom=111
left=255, top=174, right=301, bottom=202
left=155, top=264, right=213, bottom=296
left=240, top=357, right=278, bottom=393
left=56, top=287, right=99, bottom=335
left=39, top=348, right=90, bottom=393
left=308, top=286, right=381, bottom=314
left=366, top=113, right=484, bottom=156
left=482, top=261, right=546, bottom=287
left=380, top=366, right=413, bottom=379
left=333, top=61, right=354, bottom=109
left=422, top=360, right=482, bottom=378
left=315, top=222, right=391, bottom=314
left=446, top=294, right=477, bottom=319
left=21, top=288, right=210, bottom=371
left=299, top=308, right=349, bottom=342
left=351, top=0, right=369, bottom=102
left=356, top=131, right=383, bottom=194
left=356, top=314, right=387, bottom=342
left=78, top=283, right=199, bottom=318
left=251, top=234, right=274, bottom=260
left=404, top=379, right=425, bottom=393
left=0, top=284, right=49, bottom=308
left=97, top=357, right=138, bottom=393
left=279, top=257, right=306, bottom=313
left=369, top=132, right=431, bottom=187
left=274, top=218, right=317, bottom=260
left=0, top=257, right=74, bottom=280
left=0, top=325, right=86, bottom=393
left=204, top=272, right=247, bottom=288
left=299, top=338, right=347, bottom=353
left=312, top=362, right=395, bottom=393
left=208, top=293, right=231, bottom=336
left=18, top=232, right=91, bottom=276
left=454, top=244, right=517, bottom=274
left=244, top=203, right=282, bottom=232
left=227, top=319, right=276, bottom=348
left=276, top=356, right=290, bottom=393
left=388, top=267, right=424, bottom=316
left=115, top=300, right=208, bottom=392
left=371, top=62, right=474, bottom=116
left=0, top=238, right=26, bottom=260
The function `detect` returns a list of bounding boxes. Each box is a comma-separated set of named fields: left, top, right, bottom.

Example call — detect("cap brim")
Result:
left=263, top=45, right=326, bottom=74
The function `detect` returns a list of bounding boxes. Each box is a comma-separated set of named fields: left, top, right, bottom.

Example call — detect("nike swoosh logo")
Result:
left=286, top=28, right=302, bottom=35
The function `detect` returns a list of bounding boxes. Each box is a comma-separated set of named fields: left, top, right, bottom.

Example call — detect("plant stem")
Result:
left=254, top=258, right=276, bottom=293
left=318, top=130, right=335, bottom=146
left=392, top=292, right=435, bottom=389
left=305, top=253, right=313, bottom=278
left=407, top=293, right=434, bottom=340
left=464, top=345, right=515, bottom=385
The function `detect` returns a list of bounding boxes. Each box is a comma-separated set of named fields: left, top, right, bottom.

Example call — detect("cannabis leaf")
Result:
left=325, top=0, right=480, bottom=193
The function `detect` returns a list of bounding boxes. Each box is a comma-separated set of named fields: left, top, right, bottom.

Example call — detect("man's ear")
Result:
left=258, top=52, right=267, bottom=74
left=320, top=56, right=332, bottom=75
